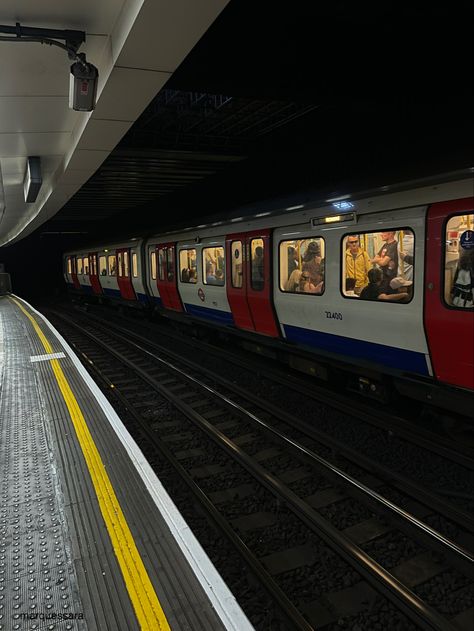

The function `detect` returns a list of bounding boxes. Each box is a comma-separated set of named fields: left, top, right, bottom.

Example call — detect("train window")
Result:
left=77, top=257, right=83, bottom=275
left=67, top=258, right=72, bottom=274
left=279, top=238, right=325, bottom=295
left=122, top=251, right=129, bottom=277
left=151, top=251, right=157, bottom=280
left=99, top=255, right=107, bottom=276
left=341, top=230, right=414, bottom=302
left=83, top=256, right=89, bottom=275
left=166, top=248, right=175, bottom=282
left=108, top=255, right=117, bottom=276
left=250, top=238, right=265, bottom=291
left=89, top=255, right=96, bottom=276
left=203, top=246, right=225, bottom=286
left=117, top=251, right=123, bottom=276
left=231, top=241, right=243, bottom=288
left=158, top=249, right=166, bottom=281
left=132, top=252, right=138, bottom=278
left=444, top=213, right=474, bottom=309
left=179, top=249, right=197, bottom=283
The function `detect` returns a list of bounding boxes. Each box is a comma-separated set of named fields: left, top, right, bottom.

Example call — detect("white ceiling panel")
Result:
left=115, top=1, right=228, bottom=72
left=0, top=0, right=230, bottom=246
left=76, top=119, right=132, bottom=151
left=0, top=35, right=110, bottom=97
left=0, top=97, right=78, bottom=133
left=0, top=132, right=71, bottom=157
left=66, top=149, right=110, bottom=171
left=0, top=1, right=125, bottom=33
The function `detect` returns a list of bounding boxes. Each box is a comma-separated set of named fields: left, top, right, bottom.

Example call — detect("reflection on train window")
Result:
left=99, top=255, right=107, bottom=276
left=341, top=229, right=414, bottom=302
left=158, top=249, right=166, bottom=281
left=179, top=249, right=197, bottom=283
left=279, top=238, right=325, bottom=295
left=166, top=247, right=175, bottom=282
left=77, top=257, right=83, bottom=275
left=83, top=256, right=89, bottom=275
left=444, top=213, right=474, bottom=309
left=203, top=246, right=225, bottom=286
left=67, top=258, right=72, bottom=274
left=250, top=238, right=265, bottom=291
left=108, top=255, right=117, bottom=276
left=132, top=252, right=138, bottom=278
left=231, top=241, right=243, bottom=288
left=150, top=251, right=157, bottom=280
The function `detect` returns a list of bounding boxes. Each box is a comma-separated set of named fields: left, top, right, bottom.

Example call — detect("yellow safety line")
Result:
left=11, top=297, right=171, bottom=631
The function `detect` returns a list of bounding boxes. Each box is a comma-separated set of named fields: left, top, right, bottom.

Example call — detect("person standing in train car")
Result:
left=302, top=241, right=322, bottom=284
left=252, top=246, right=265, bottom=290
left=287, top=246, right=299, bottom=278
left=398, top=231, right=414, bottom=280
left=451, top=247, right=474, bottom=308
left=371, top=231, right=398, bottom=292
left=345, top=235, right=371, bottom=295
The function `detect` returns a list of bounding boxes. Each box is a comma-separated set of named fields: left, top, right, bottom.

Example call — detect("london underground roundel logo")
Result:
left=460, top=230, right=474, bottom=250
left=198, top=288, right=205, bottom=302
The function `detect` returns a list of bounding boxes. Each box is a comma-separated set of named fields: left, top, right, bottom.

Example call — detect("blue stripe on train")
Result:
left=184, top=303, right=234, bottom=326
left=283, top=324, right=429, bottom=376
left=78, top=284, right=94, bottom=294
left=103, top=288, right=121, bottom=298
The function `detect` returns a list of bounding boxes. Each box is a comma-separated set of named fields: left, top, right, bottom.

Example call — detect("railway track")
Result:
left=46, top=307, right=474, bottom=630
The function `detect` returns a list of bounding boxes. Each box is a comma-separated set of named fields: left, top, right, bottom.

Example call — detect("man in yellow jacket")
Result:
left=345, top=236, right=371, bottom=295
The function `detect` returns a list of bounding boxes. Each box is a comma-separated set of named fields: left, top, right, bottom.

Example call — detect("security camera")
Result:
left=69, top=53, right=98, bottom=111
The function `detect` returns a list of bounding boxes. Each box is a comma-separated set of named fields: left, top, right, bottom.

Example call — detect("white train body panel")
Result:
left=176, top=236, right=233, bottom=325
left=273, top=206, right=431, bottom=375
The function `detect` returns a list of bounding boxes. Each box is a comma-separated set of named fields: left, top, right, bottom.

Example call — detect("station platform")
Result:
left=0, top=295, right=253, bottom=631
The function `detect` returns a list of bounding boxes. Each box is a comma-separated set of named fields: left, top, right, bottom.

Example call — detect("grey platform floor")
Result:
left=0, top=296, right=251, bottom=631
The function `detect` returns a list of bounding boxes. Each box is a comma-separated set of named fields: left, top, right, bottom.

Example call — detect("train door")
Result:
left=71, top=256, right=81, bottom=290
left=116, top=248, right=136, bottom=300
left=226, top=229, right=280, bottom=337
left=88, top=252, right=102, bottom=295
left=424, top=199, right=474, bottom=389
left=156, top=243, right=183, bottom=311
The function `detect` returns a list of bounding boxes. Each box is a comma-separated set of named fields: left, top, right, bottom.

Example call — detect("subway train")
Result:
left=63, top=175, right=474, bottom=417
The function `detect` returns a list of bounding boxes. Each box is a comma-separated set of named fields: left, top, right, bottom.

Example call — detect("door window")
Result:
left=99, top=256, right=107, bottom=276
left=250, top=238, right=264, bottom=291
left=108, top=255, right=117, bottom=276
left=444, top=214, right=474, bottom=309
left=231, top=241, right=243, bottom=288
left=132, top=253, right=138, bottom=278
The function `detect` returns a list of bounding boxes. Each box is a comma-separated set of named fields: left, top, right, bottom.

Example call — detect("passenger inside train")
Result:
left=280, top=238, right=325, bottom=294
left=360, top=268, right=410, bottom=302
left=445, top=213, right=474, bottom=308
left=203, top=247, right=225, bottom=286
left=343, top=230, right=414, bottom=302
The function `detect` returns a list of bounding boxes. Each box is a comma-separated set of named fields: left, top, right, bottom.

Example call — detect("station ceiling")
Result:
left=1, top=2, right=473, bottom=251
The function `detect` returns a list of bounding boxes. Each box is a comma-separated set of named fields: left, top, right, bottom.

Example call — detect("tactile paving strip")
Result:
left=0, top=302, right=85, bottom=631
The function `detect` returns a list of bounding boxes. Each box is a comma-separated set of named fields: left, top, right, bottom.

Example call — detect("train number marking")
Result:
left=325, top=311, right=343, bottom=320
